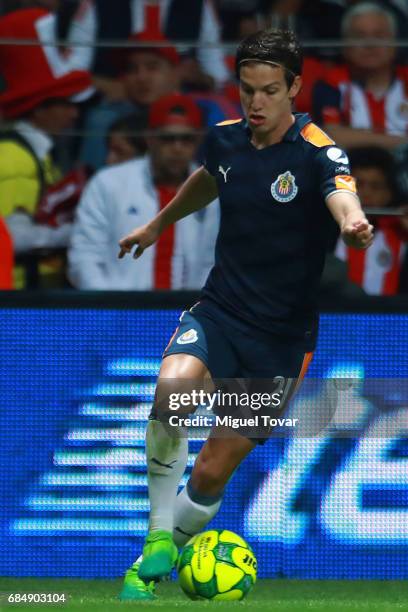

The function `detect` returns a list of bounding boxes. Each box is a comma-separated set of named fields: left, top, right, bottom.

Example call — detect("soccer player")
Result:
left=117, top=30, right=374, bottom=600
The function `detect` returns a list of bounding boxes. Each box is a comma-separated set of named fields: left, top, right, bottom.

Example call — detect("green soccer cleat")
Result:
left=119, top=561, right=156, bottom=601
left=138, top=529, right=178, bottom=582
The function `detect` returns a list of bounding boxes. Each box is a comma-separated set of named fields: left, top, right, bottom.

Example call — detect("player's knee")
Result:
left=160, top=353, right=209, bottom=378
left=191, top=457, right=227, bottom=496
left=153, top=356, right=210, bottom=417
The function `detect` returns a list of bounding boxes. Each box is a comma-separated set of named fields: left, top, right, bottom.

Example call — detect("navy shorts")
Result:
left=161, top=299, right=313, bottom=442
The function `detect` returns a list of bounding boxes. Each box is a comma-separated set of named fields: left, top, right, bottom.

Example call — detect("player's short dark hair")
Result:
left=235, top=30, right=303, bottom=88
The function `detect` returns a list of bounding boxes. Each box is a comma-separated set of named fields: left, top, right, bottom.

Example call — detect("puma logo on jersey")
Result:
left=218, top=165, right=231, bottom=182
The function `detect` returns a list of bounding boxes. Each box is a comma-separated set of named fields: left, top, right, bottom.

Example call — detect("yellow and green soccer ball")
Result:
left=177, top=529, right=257, bottom=601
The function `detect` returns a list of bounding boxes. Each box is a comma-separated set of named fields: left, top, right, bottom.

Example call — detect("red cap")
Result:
left=132, top=29, right=179, bottom=65
left=148, top=94, right=202, bottom=130
left=0, top=9, right=93, bottom=119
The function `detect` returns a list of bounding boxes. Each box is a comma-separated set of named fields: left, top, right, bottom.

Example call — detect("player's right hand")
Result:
left=341, top=219, right=374, bottom=250
left=118, top=223, right=160, bottom=259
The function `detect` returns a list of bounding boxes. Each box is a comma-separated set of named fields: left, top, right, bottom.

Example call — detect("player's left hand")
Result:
left=341, top=218, right=374, bottom=250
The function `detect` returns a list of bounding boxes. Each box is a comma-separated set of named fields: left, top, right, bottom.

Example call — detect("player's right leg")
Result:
left=120, top=352, right=210, bottom=599
left=138, top=353, right=211, bottom=582
left=120, top=306, right=238, bottom=599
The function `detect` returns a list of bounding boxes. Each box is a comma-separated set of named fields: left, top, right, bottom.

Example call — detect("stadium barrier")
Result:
left=1, top=291, right=407, bottom=578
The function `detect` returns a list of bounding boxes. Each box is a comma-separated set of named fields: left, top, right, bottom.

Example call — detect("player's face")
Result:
left=239, top=63, right=301, bottom=137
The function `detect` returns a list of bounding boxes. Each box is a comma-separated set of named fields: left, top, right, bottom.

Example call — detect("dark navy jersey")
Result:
left=200, top=113, right=358, bottom=350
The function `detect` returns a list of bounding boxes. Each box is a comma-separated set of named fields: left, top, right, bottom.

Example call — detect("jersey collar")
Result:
left=282, top=113, right=312, bottom=142
left=243, top=112, right=312, bottom=144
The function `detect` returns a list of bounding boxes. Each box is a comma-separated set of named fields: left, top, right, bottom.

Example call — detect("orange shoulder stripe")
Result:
left=216, top=119, right=242, bottom=126
left=300, top=122, right=335, bottom=147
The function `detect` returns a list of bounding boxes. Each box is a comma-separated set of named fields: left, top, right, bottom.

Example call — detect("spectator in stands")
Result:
left=79, top=29, right=239, bottom=170
left=334, top=147, right=408, bottom=295
left=313, top=0, right=408, bottom=61
left=68, top=94, right=219, bottom=290
left=216, top=0, right=362, bottom=59
left=313, top=2, right=408, bottom=150
left=216, top=0, right=260, bottom=41
left=0, top=8, right=93, bottom=288
left=106, top=113, right=148, bottom=166
left=61, top=0, right=230, bottom=92
left=261, top=0, right=323, bottom=44
left=394, top=143, right=408, bottom=203
left=1, top=0, right=60, bottom=11
left=216, top=0, right=356, bottom=51
left=78, top=30, right=180, bottom=170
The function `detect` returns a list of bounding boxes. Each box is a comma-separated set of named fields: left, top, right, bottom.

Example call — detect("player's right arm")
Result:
left=118, top=166, right=217, bottom=259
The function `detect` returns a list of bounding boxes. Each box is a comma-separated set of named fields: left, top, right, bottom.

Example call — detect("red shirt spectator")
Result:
left=312, top=2, right=408, bottom=151
left=335, top=147, right=408, bottom=295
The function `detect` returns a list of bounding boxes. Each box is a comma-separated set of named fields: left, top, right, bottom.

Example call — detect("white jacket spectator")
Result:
left=68, top=156, right=219, bottom=290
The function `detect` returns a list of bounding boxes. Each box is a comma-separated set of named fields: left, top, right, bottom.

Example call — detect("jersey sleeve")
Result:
left=200, top=126, right=219, bottom=176
left=314, top=145, right=358, bottom=201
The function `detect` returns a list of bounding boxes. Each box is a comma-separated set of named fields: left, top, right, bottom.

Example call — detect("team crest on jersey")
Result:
left=271, top=171, right=298, bottom=202
left=177, top=329, right=198, bottom=344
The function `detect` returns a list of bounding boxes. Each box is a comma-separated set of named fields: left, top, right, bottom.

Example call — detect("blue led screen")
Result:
left=0, top=308, right=407, bottom=579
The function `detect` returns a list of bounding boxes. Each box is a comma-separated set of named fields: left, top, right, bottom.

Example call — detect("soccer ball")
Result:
left=177, top=529, right=257, bottom=601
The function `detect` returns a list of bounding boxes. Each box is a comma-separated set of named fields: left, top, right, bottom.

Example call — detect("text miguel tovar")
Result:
left=168, top=414, right=299, bottom=428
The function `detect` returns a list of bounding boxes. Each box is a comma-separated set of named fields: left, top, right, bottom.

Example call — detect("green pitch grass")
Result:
left=1, top=578, right=407, bottom=611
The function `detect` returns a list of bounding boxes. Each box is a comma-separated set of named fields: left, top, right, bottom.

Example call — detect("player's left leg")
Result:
left=173, top=427, right=255, bottom=547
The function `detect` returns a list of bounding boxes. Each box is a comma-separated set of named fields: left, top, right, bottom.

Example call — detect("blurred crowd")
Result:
left=0, top=0, right=407, bottom=296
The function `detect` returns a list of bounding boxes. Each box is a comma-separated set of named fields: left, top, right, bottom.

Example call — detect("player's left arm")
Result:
left=316, top=144, right=374, bottom=250
left=326, top=191, right=374, bottom=250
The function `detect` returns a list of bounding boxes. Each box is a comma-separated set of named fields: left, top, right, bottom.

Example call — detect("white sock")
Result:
left=173, top=480, right=223, bottom=547
left=146, top=419, right=188, bottom=532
